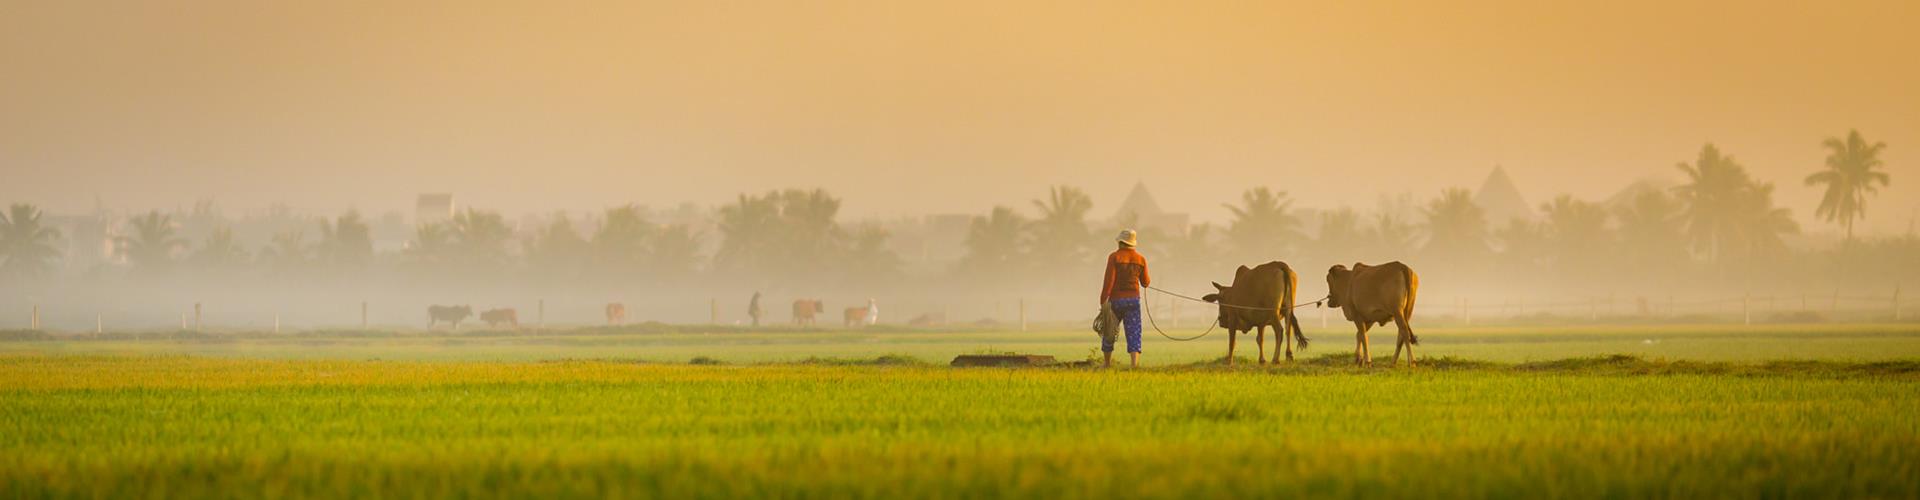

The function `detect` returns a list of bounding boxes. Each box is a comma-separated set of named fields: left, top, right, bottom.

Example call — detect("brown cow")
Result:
left=792, top=299, right=824, bottom=326
left=427, top=305, right=472, bottom=330
left=1202, top=262, right=1308, bottom=365
left=480, top=308, right=519, bottom=329
left=605, top=303, right=627, bottom=325
left=1326, top=261, right=1420, bottom=367
left=843, top=298, right=877, bottom=327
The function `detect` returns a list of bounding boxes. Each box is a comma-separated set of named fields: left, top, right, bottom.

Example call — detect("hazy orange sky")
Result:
left=2, top=0, right=1915, bottom=233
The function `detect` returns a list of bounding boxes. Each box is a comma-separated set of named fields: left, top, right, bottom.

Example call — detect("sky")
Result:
left=2, top=0, right=1916, bottom=233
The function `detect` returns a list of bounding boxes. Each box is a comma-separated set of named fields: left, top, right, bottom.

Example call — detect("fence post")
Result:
left=710, top=298, right=719, bottom=324
left=538, top=299, right=546, bottom=331
left=30, top=305, right=38, bottom=331
left=193, top=303, right=202, bottom=330
left=1589, top=298, right=1597, bottom=322
left=274, top=314, right=281, bottom=334
left=1895, top=285, right=1903, bottom=321
left=1019, top=299, right=1027, bottom=332
left=1742, top=293, right=1751, bottom=325
left=95, top=314, right=102, bottom=335
left=180, top=313, right=187, bottom=330
left=1461, top=297, right=1471, bottom=327
left=361, top=301, right=368, bottom=329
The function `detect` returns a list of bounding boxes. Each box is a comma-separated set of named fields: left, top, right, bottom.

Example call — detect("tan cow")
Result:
left=1202, top=261, right=1308, bottom=365
left=792, top=299, right=824, bottom=326
left=480, top=308, right=519, bottom=329
left=605, top=303, right=627, bottom=325
left=1326, top=261, right=1420, bottom=367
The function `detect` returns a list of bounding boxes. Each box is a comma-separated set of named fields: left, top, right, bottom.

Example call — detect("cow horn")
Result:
left=1211, top=281, right=1226, bottom=291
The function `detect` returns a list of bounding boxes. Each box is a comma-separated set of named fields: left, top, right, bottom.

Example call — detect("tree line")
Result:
left=0, top=131, right=1905, bottom=294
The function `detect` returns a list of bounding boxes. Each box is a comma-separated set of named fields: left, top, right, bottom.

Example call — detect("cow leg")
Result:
left=1395, top=314, right=1417, bottom=368
left=1355, top=322, right=1373, bottom=367
left=1277, top=310, right=1291, bottom=362
left=1226, top=329, right=1238, bottom=366
left=1255, top=326, right=1267, bottom=365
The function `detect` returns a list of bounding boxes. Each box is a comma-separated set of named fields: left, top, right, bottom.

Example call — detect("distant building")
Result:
left=1473, top=166, right=1533, bottom=226
left=416, top=194, right=455, bottom=226
left=1110, top=182, right=1189, bottom=236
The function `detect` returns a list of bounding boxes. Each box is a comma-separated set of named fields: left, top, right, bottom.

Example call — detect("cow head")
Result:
left=1203, top=281, right=1241, bottom=329
left=1325, top=265, right=1352, bottom=309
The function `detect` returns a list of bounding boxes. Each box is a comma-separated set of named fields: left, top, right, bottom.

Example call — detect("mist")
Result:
left=2, top=0, right=1918, bottom=330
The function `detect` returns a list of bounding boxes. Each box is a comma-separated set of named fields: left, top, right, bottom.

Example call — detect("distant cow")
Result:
left=606, top=303, right=627, bottom=325
left=1326, top=261, right=1420, bottom=367
left=1202, top=262, right=1309, bottom=365
left=843, top=299, right=878, bottom=327
left=792, top=299, right=824, bottom=326
left=480, top=308, right=518, bottom=328
left=427, top=305, right=473, bottom=330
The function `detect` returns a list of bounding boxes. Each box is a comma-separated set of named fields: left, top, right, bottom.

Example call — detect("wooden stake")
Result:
left=710, top=298, right=718, bottom=324
left=274, top=314, right=281, bottom=334
left=30, top=305, right=38, bottom=331
left=538, top=299, right=546, bottom=331
left=193, top=303, right=202, bottom=330
left=361, top=301, right=368, bottom=329
left=1018, top=299, right=1027, bottom=332
left=1743, top=293, right=1751, bottom=325
left=95, top=314, right=102, bottom=335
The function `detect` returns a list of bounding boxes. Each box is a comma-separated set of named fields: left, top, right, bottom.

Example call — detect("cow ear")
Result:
left=1201, top=293, right=1220, bottom=303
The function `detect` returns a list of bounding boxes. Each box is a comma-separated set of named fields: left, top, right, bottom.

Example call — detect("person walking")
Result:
left=748, top=292, right=764, bottom=327
left=1099, top=229, right=1150, bottom=368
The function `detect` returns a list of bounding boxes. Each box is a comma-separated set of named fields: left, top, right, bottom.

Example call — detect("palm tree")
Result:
left=1614, top=189, right=1688, bottom=274
left=1420, top=188, right=1489, bottom=263
left=1673, top=143, right=1752, bottom=263
left=775, top=189, right=846, bottom=271
left=118, top=211, right=186, bottom=273
left=1730, top=182, right=1799, bottom=259
left=960, top=206, right=1028, bottom=277
left=1369, top=212, right=1418, bottom=260
left=190, top=227, right=250, bottom=271
left=1537, top=195, right=1612, bottom=275
left=0, top=204, right=62, bottom=279
left=1223, top=187, right=1302, bottom=259
left=1313, top=207, right=1366, bottom=262
left=842, top=224, right=902, bottom=283
left=1805, top=129, right=1891, bottom=241
left=1030, top=186, right=1095, bottom=270
left=315, top=211, right=373, bottom=269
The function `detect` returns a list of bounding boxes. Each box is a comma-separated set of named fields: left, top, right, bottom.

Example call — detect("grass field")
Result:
left=3, top=324, right=1919, bottom=498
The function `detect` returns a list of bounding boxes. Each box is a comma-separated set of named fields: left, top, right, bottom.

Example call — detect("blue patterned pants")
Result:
left=1105, top=298, right=1143, bottom=354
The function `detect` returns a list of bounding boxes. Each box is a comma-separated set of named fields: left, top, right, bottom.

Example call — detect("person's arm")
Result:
left=1138, top=254, right=1150, bottom=289
left=1099, top=254, right=1116, bottom=304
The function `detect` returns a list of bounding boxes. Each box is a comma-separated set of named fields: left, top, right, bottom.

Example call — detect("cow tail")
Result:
left=1283, top=266, right=1307, bottom=350
left=1401, top=266, right=1420, bottom=346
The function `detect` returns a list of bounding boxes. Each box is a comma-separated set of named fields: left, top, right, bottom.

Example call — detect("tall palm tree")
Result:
left=775, top=189, right=846, bottom=271
left=1731, top=182, right=1799, bottom=258
left=1030, top=186, right=1095, bottom=270
left=0, top=204, right=62, bottom=279
left=1672, top=143, right=1752, bottom=263
left=1805, top=129, right=1891, bottom=241
left=960, top=206, right=1028, bottom=276
left=118, top=211, right=185, bottom=273
left=1420, top=188, right=1489, bottom=263
left=1223, top=187, right=1302, bottom=259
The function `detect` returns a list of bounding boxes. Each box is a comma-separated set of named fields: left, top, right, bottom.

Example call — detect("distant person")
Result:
left=865, top=298, right=879, bottom=325
left=1100, top=229, right=1150, bottom=368
left=748, top=292, right=764, bottom=327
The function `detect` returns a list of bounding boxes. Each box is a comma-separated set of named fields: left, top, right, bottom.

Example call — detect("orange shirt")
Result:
left=1100, top=247, right=1151, bottom=302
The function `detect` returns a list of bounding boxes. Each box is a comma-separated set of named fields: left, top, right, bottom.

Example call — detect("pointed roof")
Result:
left=1113, top=181, right=1164, bottom=219
left=1473, top=165, right=1534, bottom=224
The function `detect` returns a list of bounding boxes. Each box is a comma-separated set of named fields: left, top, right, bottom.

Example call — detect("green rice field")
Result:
left=2, top=324, right=1918, bottom=498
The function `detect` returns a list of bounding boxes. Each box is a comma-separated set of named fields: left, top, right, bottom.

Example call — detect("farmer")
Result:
left=1099, top=229, right=1151, bottom=368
